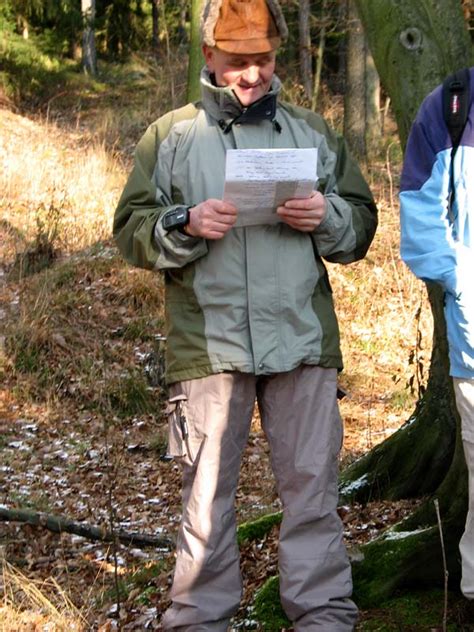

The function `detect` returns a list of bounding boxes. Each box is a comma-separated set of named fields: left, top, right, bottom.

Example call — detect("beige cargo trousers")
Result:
left=454, top=378, right=474, bottom=600
left=161, top=365, right=357, bottom=630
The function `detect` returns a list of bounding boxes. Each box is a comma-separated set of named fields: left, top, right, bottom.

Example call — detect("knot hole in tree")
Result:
left=399, top=27, right=423, bottom=51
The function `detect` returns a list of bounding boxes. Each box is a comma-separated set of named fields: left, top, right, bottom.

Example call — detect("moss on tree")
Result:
left=237, top=511, right=282, bottom=546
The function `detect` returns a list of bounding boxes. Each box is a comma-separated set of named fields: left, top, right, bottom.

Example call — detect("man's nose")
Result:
left=242, top=65, right=259, bottom=84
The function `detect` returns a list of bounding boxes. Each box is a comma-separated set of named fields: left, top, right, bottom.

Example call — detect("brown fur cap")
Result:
left=201, top=0, right=288, bottom=54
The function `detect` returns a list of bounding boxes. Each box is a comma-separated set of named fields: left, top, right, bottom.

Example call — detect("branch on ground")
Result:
left=0, top=507, right=174, bottom=549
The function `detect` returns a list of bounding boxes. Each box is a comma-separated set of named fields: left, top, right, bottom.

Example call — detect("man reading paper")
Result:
left=113, top=0, right=377, bottom=629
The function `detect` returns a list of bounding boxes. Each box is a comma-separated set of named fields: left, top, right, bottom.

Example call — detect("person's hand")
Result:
left=276, top=191, right=326, bottom=232
left=185, top=199, right=237, bottom=239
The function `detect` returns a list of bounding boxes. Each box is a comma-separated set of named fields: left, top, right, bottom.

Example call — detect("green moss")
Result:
left=253, top=578, right=464, bottom=631
left=381, top=591, right=449, bottom=626
left=358, top=590, right=464, bottom=630
left=237, top=511, right=282, bottom=545
left=253, top=576, right=290, bottom=631
left=352, top=526, right=443, bottom=608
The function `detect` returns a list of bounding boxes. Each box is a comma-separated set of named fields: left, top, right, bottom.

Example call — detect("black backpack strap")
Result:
left=443, top=67, right=470, bottom=152
left=442, top=67, right=470, bottom=218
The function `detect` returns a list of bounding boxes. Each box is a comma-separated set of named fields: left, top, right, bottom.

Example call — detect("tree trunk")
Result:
left=178, top=0, right=188, bottom=45
left=151, top=0, right=159, bottom=52
left=339, top=285, right=457, bottom=504
left=354, top=0, right=472, bottom=150
left=344, top=0, right=367, bottom=161
left=16, top=14, right=29, bottom=39
left=365, top=45, right=381, bottom=156
left=311, top=0, right=327, bottom=111
left=81, top=0, right=97, bottom=75
left=351, top=420, right=468, bottom=606
left=187, top=0, right=204, bottom=102
left=299, top=0, right=312, bottom=102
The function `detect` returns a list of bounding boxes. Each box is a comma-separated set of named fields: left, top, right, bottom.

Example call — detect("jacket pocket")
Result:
left=165, top=394, right=196, bottom=463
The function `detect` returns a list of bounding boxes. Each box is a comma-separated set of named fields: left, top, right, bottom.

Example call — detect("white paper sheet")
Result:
left=223, top=148, right=318, bottom=227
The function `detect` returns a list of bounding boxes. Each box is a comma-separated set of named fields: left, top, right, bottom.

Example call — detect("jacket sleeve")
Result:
left=313, top=130, right=378, bottom=264
left=113, top=115, right=208, bottom=271
left=399, top=93, right=473, bottom=298
left=286, top=108, right=376, bottom=265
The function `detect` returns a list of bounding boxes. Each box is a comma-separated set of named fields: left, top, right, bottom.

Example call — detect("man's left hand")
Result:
left=276, top=191, right=326, bottom=232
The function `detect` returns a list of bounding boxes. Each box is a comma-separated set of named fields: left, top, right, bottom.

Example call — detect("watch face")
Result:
left=163, top=207, right=189, bottom=231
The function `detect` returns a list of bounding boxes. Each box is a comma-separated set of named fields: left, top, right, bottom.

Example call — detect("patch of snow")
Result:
left=383, top=527, right=431, bottom=541
left=339, top=473, right=369, bottom=495
left=8, top=440, right=30, bottom=451
left=146, top=498, right=162, bottom=505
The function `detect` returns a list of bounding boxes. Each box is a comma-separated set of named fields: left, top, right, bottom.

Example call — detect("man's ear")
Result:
left=202, top=45, right=215, bottom=71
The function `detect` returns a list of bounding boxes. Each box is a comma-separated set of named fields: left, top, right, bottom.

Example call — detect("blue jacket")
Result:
left=399, top=67, right=474, bottom=379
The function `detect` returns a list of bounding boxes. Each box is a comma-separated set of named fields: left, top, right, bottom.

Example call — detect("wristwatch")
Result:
left=162, top=206, right=190, bottom=233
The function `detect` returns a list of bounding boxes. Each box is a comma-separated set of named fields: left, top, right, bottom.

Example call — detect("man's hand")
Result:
left=276, top=191, right=326, bottom=233
left=185, top=199, right=237, bottom=239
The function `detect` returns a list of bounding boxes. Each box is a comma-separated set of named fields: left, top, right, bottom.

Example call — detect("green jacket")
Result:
left=114, top=71, right=378, bottom=384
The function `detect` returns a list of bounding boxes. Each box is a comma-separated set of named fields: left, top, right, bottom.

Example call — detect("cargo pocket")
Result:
left=165, top=394, right=196, bottom=463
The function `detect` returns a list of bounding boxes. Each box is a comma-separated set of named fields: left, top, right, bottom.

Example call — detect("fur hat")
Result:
left=201, top=0, right=288, bottom=54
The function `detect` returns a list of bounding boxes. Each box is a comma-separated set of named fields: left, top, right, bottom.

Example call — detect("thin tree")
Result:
left=151, top=0, right=160, bottom=52
left=343, top=0, right=366, bottom=161
left=81, top=0, right=96, bottom=75
left=187, top=0, right=205, bottom=102
left=311, top=0, right=328, bottom=111
left=365, top=44, right=381, bottom=155
left=299, top=0, right=313, bottom=102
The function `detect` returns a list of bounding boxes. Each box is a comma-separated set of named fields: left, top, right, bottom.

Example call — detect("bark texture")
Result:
left=299, top=0, right=313, bottom=101
left=187, top=0, right=205, bottom=102
left=81, top=0, right=96, bottom=76
left=354, top=0, right=472, bottom=148
left=344, top=0, right=367, bottom=160
left=365, top=46, right=381, bottom=155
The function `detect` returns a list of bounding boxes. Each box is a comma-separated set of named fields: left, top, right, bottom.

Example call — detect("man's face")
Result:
left=203, top=46, right=276, bottom=106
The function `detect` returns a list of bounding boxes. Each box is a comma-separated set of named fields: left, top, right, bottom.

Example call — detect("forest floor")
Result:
left=0, top=60, right=471, bottom=631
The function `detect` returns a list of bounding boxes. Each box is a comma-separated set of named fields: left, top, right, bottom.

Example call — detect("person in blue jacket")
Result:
left=399, top=67, right=474, bottom=600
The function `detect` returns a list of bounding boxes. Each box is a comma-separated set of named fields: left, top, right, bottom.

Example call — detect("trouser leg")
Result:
left=257, top=365, right=357, bottom=631
left=161, top=373, right=256, bottom=630
left=454, top=378, right=474, bottom=600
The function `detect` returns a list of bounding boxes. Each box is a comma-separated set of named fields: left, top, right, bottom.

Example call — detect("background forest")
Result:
left=0, top=0, right=473, bottom=630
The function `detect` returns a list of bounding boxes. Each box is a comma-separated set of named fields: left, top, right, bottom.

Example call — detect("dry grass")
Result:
left=0, top=109, right=125, bottom=264
left=0, top=561, right=87, bottom=631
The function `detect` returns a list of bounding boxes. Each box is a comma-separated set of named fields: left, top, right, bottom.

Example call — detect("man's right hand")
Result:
left=184, top=200, right=237, bottom=240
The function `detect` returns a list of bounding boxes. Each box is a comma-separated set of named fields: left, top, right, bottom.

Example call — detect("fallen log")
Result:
left=0, top=507, right=174, bottom=549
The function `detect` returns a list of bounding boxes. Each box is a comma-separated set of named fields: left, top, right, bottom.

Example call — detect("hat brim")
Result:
left=216, top=35, right=281, bottom=54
